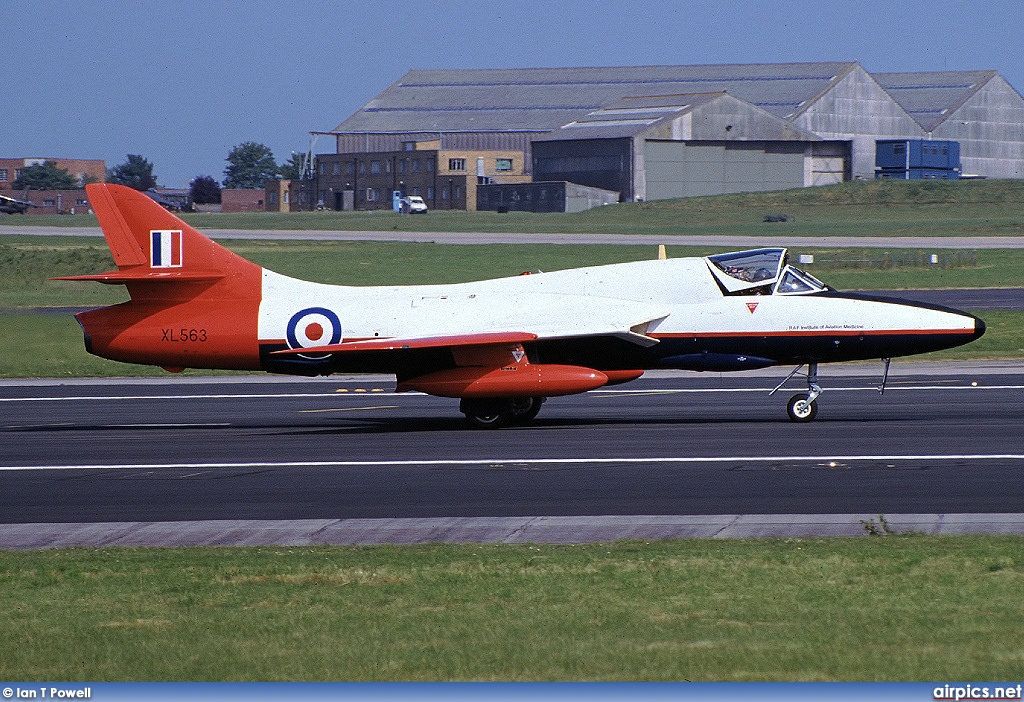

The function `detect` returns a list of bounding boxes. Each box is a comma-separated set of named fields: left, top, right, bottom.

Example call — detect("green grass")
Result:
left=6, top=178, right=1024, bottom=237
left=1, top=536, right=1022, bottom=681
left=3, top=236, right=1024, bottom=307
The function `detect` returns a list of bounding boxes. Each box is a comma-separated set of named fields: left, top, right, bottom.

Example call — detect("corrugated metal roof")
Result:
left=333, top=62, right=857, bottom=134
left=874, top=70, right=998, bottom=131
left=533, top=92, right=722, bottom=140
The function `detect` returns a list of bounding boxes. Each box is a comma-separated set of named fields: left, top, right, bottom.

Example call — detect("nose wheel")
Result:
left=786, top=392, right=818, bottom=422
left=772, top=362, right=822, bottom=422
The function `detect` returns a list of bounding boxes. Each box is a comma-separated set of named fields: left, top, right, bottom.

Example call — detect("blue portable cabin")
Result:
left=875, top=139, right=960, bottom=179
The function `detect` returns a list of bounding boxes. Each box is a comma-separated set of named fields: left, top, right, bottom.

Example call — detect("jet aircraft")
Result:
left=57, top=183, right=985, bottom=427
left=0, top=194, right=38, bottom=214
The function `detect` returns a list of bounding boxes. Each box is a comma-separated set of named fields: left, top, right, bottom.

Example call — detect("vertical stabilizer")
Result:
left=86, top=183, right=149, bottom=267
left=84, top=183, right=261, bottom=282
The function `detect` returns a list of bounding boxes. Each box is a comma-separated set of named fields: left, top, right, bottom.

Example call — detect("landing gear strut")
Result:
left=460, top=397, right=545, bottom=429
left=771, top=362, right=822, bottom=422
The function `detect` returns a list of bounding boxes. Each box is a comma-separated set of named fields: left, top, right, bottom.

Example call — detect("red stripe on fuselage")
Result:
left=653, top=328, right=972, bottom=339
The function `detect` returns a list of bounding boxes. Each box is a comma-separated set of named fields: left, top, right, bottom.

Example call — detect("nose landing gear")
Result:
left=771, top=362, right=822, bottom=422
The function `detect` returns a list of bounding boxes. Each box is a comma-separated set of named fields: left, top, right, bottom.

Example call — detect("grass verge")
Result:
left=2, top=536, right=1022, bottom=681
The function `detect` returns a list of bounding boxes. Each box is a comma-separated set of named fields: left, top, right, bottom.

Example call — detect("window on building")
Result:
left=0, top=169, right=7, bottom=182
left=332, top=162, right=341, bottom=175
left=370, top=160, right=380, bottom=174
left=449, top=158, right=466, bottom=171
left=403, top=142, right=416, bottom=151
left=441, top=187, right=449, bottom=200
left=76, top=198, right=88, bottom=206
left=427, top=187, right=434, bottom=200
left=412, top=159, right=420, bottom=173
left=496, top=158, right=513, bottom=172
left=893, top=143, right=905, bottom=155
left=426, top=158, right=434, bottom=172
left=319, top=163, right=326, bottom=176
left=455, top=186, right=463, bottom=199
left=44, top=199, right=56, bottom=207
left=346, top=161, right=355, bottom=175
left=399, top=159, right=406, bottom=174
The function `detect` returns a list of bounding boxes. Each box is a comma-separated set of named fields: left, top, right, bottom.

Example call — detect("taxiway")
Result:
left=2, top=362, right=1023, bottom=546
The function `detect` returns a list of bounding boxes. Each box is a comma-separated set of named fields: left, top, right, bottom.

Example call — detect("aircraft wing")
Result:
left=270, top=298, right=669, bottom=357
left=270, top=331, right=538, bottom=356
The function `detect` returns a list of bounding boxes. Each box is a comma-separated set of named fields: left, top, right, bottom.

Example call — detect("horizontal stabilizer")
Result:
left=271, top=330, right=538, bottom=356
left=52, top=269, right=226, bottom=284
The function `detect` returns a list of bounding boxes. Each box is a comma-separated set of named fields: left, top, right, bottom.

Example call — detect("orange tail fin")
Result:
left=57, top=183, right=262, bottom=301
left=57, top=183, right=264, bottom=371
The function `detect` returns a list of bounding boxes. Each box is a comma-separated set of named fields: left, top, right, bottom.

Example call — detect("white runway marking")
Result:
left=0, top=384, right=1018, bottom=403
left=2, top=454, right=1024, bottom=472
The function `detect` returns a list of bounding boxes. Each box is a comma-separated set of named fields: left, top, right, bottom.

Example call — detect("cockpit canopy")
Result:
left=706, top=248, right=827, bottom=296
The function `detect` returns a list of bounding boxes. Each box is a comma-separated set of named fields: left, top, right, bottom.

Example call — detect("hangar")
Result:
left=312, top=62, right=1024, bottom=209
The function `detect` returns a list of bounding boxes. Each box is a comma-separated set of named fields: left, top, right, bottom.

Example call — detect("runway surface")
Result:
left=3, top=361, right=1024, bottom=546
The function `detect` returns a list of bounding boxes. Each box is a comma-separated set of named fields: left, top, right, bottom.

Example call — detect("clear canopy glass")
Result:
left=706, top=248, right=826, bottom=296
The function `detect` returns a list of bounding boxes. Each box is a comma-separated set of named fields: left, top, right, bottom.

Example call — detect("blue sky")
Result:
left=5, top=0, right=1023, bottom=188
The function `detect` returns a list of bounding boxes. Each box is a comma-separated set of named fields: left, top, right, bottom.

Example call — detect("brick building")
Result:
left=221, top=189, right=266, bottom=213
left=2, top=190, right=92, bottom=215
left=0, top=158, right=105, bottom=190
left=300, top=141, right=530, bottom=211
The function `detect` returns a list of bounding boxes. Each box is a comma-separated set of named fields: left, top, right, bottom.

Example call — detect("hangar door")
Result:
left=644, top=141, right=805, bottom=200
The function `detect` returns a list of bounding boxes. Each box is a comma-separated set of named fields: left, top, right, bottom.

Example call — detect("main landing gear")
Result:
left=771, top=362, right=822, bottom=422
left=460, top=397, right=546, bottom=429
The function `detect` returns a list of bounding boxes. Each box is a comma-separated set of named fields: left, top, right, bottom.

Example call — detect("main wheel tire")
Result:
left=510, top=396, right=545, bottom=425
left=786, top=393, right=818, bottom=422
left=461, top=398, right=515, bottom=429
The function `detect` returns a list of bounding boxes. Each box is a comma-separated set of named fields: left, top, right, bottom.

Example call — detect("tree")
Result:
left=107, top=155, right=157, bottom=191
left=189, top=175, right=221, bottom=204
left=223, top=142, right=278, bottom=189
left=13, top=161, right=79, bottom=190
left=278, top=152, right=306, bottom=180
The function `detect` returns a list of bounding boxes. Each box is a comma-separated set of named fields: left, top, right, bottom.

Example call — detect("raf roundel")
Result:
left=286, top=307, right=342, bottom=351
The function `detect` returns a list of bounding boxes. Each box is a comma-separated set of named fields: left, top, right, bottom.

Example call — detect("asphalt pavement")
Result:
left=6, top=224, right=1024, bottom=248
left=3, top=364, right=1024, bottom=545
